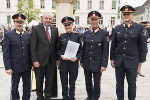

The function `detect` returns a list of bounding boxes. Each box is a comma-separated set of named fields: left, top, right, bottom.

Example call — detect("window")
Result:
left=76, top=0, right=80, bottom=10
left=112, top=0, right=116, bottom=9
left=40, top=0, right=45, bottom=8
left=87, top=0, right=92, bottom=10
left=75, top=16, right=80, bottom=25
left=111, top=17, right=115, bottom=25
left=6, top=0, right=10, bottom=8
left=100, top=17, right=103, bottom=25
left=7, top=15, right=11, bottom=25
left=99, top=0, right=104, bottom=10
left=52, top=16, right=56, bottom=26
left=52, top=0, right=56, bottom=9
left=87, top=17, right=90, bottom=24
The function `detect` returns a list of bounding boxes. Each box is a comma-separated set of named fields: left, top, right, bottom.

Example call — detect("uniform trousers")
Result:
left=84, top=69, right=101, bottom=100
left=59, top=60, right=78, bottom=100
left=115, top=62, right=137, bottom=100
left=34, top=56, right=55, bottom=100
left=11, top=70, right=31, bottom=100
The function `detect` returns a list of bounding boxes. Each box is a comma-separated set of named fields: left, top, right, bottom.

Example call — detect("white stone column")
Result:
left=54, top=0, right=76, bottom=33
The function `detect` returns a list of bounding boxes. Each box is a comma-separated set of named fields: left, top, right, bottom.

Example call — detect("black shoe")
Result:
left=85, top=97, right=91, bottom=100
left=138, top=73, right=145, bottom=77
left=44, top=97, right=51, bottom=100
left=37, top=96, right=44, bottom=100
left=68, top=97, right=75, bottom=100
left=37, top=98, right=44, bottom=100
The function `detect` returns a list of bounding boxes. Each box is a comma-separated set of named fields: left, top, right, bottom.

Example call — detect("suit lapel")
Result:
left=50, top=26, right=54, bottom=43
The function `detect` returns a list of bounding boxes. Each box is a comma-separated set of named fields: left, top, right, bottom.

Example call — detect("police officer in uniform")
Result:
left=57, top=16, right=82, bottom=100
left=3, top=14, right=32, bottom=100
left=80, top=11, right=109, bottom=100
left=110, top=5, right=147, bottom=100
left=140, top=21, right=149, bottom=39
left=138, top=21, right=149, bottom=77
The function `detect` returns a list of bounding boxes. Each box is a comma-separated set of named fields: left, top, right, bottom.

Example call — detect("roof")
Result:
left=134, top=0, right=150, bottom=16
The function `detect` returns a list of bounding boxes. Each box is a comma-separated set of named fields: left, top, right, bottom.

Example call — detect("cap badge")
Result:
left=125, top=8, right=128, bottom=11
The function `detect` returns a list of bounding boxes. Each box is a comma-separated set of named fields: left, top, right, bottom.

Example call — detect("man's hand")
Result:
left=33, top=62, right=40, bottom=68
left=6, top=69, right=13, bottom=75
left=61, top=55, right=69, bottom=60
left=111, top=60, right=115, bottom=68
left=100, top=67, right=106, bottom=72
left=70, top=57, right=77, bottom=62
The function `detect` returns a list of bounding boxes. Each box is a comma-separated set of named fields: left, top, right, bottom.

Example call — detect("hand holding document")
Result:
left=64, top=40, right=80, bottom=59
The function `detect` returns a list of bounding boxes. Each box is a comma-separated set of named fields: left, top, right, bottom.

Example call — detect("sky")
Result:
left=120, top=0, right=147, bottom=7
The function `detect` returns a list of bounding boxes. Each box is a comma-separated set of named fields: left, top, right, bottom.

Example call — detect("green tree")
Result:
left=17, top=0, right=40, bottom=24
left=73, top=0, right=77, bottom=15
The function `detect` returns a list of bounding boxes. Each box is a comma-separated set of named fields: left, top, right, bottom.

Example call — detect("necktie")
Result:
left=46, top=28, right=50, bottom=42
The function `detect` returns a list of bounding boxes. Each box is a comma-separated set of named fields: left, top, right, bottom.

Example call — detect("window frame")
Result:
left=87, top=0, right=92, bottom=10
left=112, top=0, right=116, bottom=9
left=40, top=0, right=45, bottom=9
left=75, top=16, right=80, bottom=25
left=99, top=0, right=104, bottom=10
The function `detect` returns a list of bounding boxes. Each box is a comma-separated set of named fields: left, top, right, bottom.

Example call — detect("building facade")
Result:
left=134, top=0, right=150, bottom=23
left=0, top=0, right=121, bottom=28
left=74, top=0, right=121, bottom=27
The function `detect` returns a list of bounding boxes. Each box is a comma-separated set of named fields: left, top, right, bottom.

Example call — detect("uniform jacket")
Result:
left=110, top=22, right=147, bottom=68
left=3, top=29, right=32, bottom=73
left=30, top=23, right=59, bottom=66
left=81, top=28, right=109, bottom=72
left=57, top=32, right=82, bottom=61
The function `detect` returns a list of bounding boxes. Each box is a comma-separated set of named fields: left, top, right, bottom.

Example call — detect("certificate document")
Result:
left=64, top=40, right=80, bottom=59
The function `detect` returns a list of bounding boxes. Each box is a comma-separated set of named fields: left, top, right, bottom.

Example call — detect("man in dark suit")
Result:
left=110, top=5, right=147, bottom=100
left=30, top=13, right=59, bottom=100
left=3, top=13, right=32, bottom=100
left=80, top=11, right=109, bottom=100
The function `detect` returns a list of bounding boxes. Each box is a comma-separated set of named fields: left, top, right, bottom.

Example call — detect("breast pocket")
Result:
left=131, top=33, right=138, bottom=38
left=95, top=39, right=103, bottom=48
left=116, top=33, right=123, bottom=39
left=61, top=39, right=68, bottom=49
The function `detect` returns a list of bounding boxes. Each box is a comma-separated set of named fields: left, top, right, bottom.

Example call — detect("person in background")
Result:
left=138, top=21, right=149, bottom=77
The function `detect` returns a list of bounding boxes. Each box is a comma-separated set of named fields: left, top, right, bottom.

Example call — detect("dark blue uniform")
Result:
left=57, top=32, right=82, bottom=100
left=81, top=28, right=109, bottom=100
left=3, top=29, right=32, bottom=100
left=110, top=22, right=147, bottom=100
